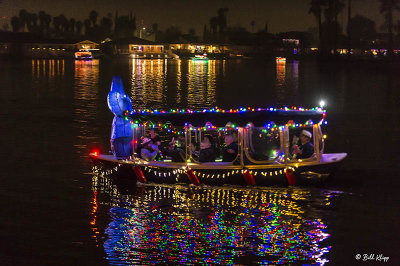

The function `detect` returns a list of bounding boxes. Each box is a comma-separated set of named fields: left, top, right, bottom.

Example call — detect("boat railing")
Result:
left=243, top=127, right=283, bottom=165
left=131, top=122, right=324, bottom=167
left=287, top=124, right=323, bottom=163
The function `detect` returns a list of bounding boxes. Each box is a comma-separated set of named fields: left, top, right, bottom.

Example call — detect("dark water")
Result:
left=1, top=58, right=399, bottom=265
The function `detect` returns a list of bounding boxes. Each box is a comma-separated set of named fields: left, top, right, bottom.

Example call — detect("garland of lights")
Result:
left=128, top=106, right=325, bottom=114
left=94, top=165, right=298, bottom=181
left=142, top=166, right=298, bottom=180
left=125, top=106, right=327, bottom=131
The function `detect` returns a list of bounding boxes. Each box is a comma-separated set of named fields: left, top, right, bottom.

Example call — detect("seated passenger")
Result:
left=222, top=134, right=238, bottom=162
left=292, top=130, right=314, bottom=159
left=190, top=142, right=200, bottom=161
left=199, top=135, right=216, bottom=162
left=163, top=137, right=185, bottom=162
left=140, top=138, right=159, bottom=161
left=150, top=129, right=161, bottom=147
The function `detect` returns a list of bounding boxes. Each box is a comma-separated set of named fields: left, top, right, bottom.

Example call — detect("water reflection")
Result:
left=275, top=60, right=300, bottom=104
left=129, top=59, right=166, bottom=109
left=31, top=59, right=65, bottom=80
left=187, top=60, right=217, bottom=108
left=291, top=60, right=299, bottom=94
left=91, top=174, right=335, bottom=265
left=276, top=60, right=286, bottom=104
left=128, top=59, right=217, bottom=109
left=73, top=60, right=100, bottom=157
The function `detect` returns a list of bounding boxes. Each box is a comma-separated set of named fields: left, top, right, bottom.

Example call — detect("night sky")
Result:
left=0, top=0, right=383, bottom=34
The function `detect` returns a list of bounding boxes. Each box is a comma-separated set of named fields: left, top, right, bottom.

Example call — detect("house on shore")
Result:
left=0, top=32, right=99, bottom=58
left=167, top=43, right=229, bottom=58
left=110, top=37, right=172, bottom=58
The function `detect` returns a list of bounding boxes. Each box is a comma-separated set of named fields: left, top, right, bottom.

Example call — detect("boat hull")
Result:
left=90, top=153, right=346, bottom=187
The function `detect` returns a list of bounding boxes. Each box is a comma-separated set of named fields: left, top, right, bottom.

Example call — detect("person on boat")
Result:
left=190, top=142, right=200, bottom=160
left=140, top=138, right=159, bottom=161
left=150, top=129, right=161, bottom=146
left=163, top=137, right=185, bottom=162
left=292, top=130, right=314, bottom=159
left=199, top=135, right=216, bottom=162
left=222, top=134, right=238, bottom=162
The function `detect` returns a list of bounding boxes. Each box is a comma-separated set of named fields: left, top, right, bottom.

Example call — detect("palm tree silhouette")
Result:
left=250, top=21, right=255, bottom=33
left=69, top=18, right=76, bottom=34
left=309, top=0, right=326, bottom=48
left=209, top=16, right=218, bottom=41
left=11, top=16, right=20, bottom=32
left=31, top=13, right=38, bottom=31
left=76, top=21, right=83, bottom=35
left=84, top=19, right=91, bottom=36
left=380, top=0, right=400, bottom=57
left=89, top=10, right=98, bottom=27
left=326, top=0, right=345, bottom=54
left=18, top=9, right=28, bottom=32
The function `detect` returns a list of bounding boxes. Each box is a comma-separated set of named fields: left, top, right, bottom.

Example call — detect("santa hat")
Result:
left=301, top=130, right=312, bottom=139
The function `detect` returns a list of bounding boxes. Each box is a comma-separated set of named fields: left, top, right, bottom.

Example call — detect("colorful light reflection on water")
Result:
left=90, top=174, right=337, bottom=265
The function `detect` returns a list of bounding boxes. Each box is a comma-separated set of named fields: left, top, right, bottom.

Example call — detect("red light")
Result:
left=94, top=152, right=98, bottom=156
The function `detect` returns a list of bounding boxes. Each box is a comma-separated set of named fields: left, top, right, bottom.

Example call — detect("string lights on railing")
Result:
left=128, top=106, right=325, bottom=115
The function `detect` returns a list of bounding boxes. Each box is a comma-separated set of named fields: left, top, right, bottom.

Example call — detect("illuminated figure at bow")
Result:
left=108, top=76, right=133, bottom=159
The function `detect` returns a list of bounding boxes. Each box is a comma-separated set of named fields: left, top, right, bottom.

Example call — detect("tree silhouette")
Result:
left=18, top=9, right=28, bottom=32
left=250, top=20, right=255, bottom=33
left=11, top=16, right=20, bottom=32
left=163, top=26, right=182, bottom=43
left=69, top=18, right=76, bottom=33
left=37, top=11, right=52, bottom=35
left=89, top=10, right=98, bottom=27
left=100, top=16, right=113, bottom=36
left=346, top=0, right=352, bottom=36
left=76, top=21, right=83, bottom=35
left=26, top=12, right=33, bottom=32
left=38, top=11, right=46, bottom=29
left=3, top=23, right=9, bottom=31
left=309, top=0, right=326, bottom=47
left=84, top=18, right=91, bottom=36
left=31, top=13, right=38, bottom=30
left=114, top=14, right=136, bottom=39
left=203, top=24, right=208, bottom=41
left=217, top=8, right=228, bottom=41
left=209, top=17, right=218, bottom=34
left=152, top=23, right=159, bottom=41
left=209, top=16, right=218, bottom=42
left=44, top=13, right=51, bottom=33
left=325, top=0, right=345, bottom=25
left=326, top=0, right=345, bottom=53
left=309, top=0, right=345, bottom=54
left=53, top=15, right=62, bottom=34
left=348, top=15, right=376, bottom=44
left=59, top=14, right=69, bottom=33
left=380, top=0, right=400, bottom=57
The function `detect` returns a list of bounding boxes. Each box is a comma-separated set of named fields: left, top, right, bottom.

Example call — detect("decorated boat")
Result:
left=276, top=57, right=286, bottom=63
left=192, top=52, right=209, bottom=61
left=75, top=50, right=93, bottom=60
left=90, top=76, right=347, bottom=186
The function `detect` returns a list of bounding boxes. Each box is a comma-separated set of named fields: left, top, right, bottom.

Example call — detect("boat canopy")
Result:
left=129, top=109, right=325, bottom=127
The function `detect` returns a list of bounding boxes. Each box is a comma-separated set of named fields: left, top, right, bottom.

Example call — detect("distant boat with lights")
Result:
left=74, top=50, right=93, bottom=60
left=276, top=57, right=286, bottom=63
left=192, top=53, right=209, bottom=61
left=90, top=76, right=347, bottom=187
